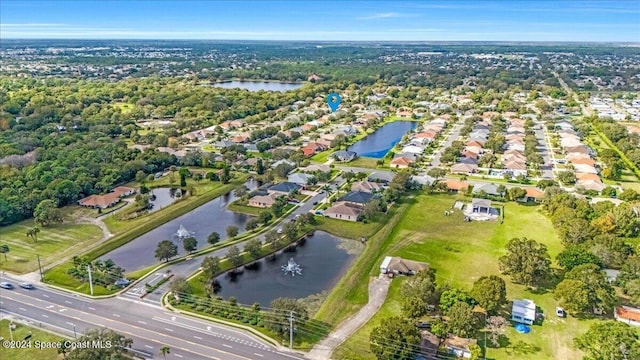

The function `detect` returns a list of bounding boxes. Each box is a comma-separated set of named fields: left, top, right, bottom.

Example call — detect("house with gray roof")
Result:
left=332, top=150, right=357, bottom=162
left=267, top=182, right=301, bottom=195
left=337, top=191, right=374, bottom=205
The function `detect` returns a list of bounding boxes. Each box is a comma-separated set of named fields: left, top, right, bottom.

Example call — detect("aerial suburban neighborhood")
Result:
left=1, top=2, right=639, bottom=360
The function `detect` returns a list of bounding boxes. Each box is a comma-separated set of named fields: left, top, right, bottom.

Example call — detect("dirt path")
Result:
left=306, top=275, right=391, bottom=360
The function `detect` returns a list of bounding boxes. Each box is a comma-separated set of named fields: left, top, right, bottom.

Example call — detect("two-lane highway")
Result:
left=0, top=276, right=303, bottom=360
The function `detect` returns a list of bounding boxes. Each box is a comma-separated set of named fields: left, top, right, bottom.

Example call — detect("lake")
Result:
left=100, top=180, right=257, bottom=271
left=211, top=80, right=302, bottom=92
left=213, top=231, right=360, bottom=306
left=147, top=187, right=181, bottom=213
left=347, top=121, right=418, bottom=158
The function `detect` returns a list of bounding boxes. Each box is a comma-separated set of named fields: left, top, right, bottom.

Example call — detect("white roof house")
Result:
left=511, top=299, right=536, bottom=325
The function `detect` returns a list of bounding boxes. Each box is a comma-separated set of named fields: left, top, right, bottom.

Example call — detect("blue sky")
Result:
left=1, top=1, right=639, bottom=41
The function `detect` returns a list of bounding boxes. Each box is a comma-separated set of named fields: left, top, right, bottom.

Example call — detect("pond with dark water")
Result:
left=213, top=231, right=359, bottom=306
left=147, top=187, right=181, bottom=213
left=100, top=180, right=258, bottom=271
left=211, top=80, right=302, bottom=92
left=347, top=121, right=418, bottom=158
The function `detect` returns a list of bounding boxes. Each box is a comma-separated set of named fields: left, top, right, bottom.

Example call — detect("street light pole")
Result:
left=73, top=324, right=77, bottom=339
left=9, top=322, right=14, bottom=341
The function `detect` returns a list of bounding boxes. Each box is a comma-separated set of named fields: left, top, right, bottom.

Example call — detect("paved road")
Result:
left=533, top=121, right=555, bottom=180
left=430, top=122, right=463, bottom=169
left=0, top=275, right=303, bottom=360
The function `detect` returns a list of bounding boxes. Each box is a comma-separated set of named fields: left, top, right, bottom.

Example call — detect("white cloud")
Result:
left=0, top=23, right=68, bottom=27
left=357, top=12, right=418, bottom=20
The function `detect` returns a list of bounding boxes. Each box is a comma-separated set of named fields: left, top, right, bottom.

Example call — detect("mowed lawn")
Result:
left=335, top=193, right=594, bottom=360
left=0, top=220, right=102, bottom=273
left=0, top=319, right=66, bottom=360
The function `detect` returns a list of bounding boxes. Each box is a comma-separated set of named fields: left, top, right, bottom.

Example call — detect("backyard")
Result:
left=329, top=193, right=594, bottom=360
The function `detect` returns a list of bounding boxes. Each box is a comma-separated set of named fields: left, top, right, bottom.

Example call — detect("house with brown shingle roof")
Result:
left=441, top=179, right=469, bottom=193
left=78, top=186, right=136, bottom=209
left=324, top=202, right=363, bottom=222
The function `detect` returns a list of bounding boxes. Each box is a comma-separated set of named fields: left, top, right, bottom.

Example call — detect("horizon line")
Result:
left=2, top=38, right=639, bottom=45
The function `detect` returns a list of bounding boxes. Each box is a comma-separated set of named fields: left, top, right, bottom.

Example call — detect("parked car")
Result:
left=276, top=228, right=283, bottom=234
left=312, top=201, right=318, bottom=205
left=19, top=283, right=34, bottom=290
left=0, top=282, right=14, bottom=290
left=556, top=307, right=566, bottom=318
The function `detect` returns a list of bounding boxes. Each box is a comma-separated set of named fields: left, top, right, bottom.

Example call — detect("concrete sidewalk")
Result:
left=306, top=275, right=391, bottom=360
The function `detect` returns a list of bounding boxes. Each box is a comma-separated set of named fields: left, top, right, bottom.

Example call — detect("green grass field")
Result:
left=0, top=319, right=66, bottom=360
left=331, top=194, right=593, bottom=360
left=113, top=102, right=134, bottom=114
left=0, top=221, right=102, bottom=273
left=314, top=208, right=396, bottom=240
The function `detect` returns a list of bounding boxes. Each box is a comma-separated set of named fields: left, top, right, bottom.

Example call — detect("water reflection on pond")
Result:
left=147, top=187, right=182, bottom=213
left=347, top=121, right=418, bottom=158
left=213, top=231, right=360, bottom=306
left=100, top=180, right=258, bottom=271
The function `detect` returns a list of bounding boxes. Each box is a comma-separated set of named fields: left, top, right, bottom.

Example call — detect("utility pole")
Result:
left=36, top=254, right=44, bottom=281
left=288, top=311, right=294, bottom=350
left=87, top=264, right=94, bottom=296
left=9, top=322, right=14, bottom=341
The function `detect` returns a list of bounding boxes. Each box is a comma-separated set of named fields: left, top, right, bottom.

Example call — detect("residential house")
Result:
left=450, top=162, right=478, bottom=174
left=324, top=202, right=363, bottom=222
left=520, top=187, right=545, bottom=203
left=247, top=193, right=281, bottom=208
left=267, top=182, right=301, bottom=196
left=444, top=336, right=478, bottom=359
left=379, top=256, right=429, bottom=275
left=78, top=186, right=136, bottom=209
left=470, top=198, right=494, bottom=214
left=615, top=306, right=640, bottom=327
left=303, top=164, right=331, bottom=174
left=332, top=150, right=357, bottom=162
left=390, top=156, right=415, bottom=169
left=337, top=191, right=374, bottom=206
left=368, top=172, right=395, bottom=184
left=441, top=179, right=469, bottom=193
left=419, top=331, right=440, bottom=360
left=401, top=144, right=425, bottom=154
left=270, top=159, right=296, bottom=169
left=351, top=181, right=383, bottom=193
left=511, top=299, right=536, bottom=325
left=288, top=173, right=315, bottom=187
left=473, top=183, right=501, bottom=197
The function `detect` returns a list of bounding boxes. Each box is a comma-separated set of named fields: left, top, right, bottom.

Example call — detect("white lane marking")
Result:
left=112, top=313, right=120, bottom=317
left=42, top=314, right=49, bottom=318
left=254, top=353, right=264, bottom=357
left=64, top=300, right=72, bottom=304
left=174, top=354, right=183, bottom=358
left=138, top=320, right=147, bottom=325
left=42, top=294, right=49, bottom=298
left=19, top=307, right=26, bottom=311
left=145, top=345, right=153, bottom=349
left=164, top=327, right=174, bottom=332
left=222, top=344, right=232, bottom=348
left=66, top=322, right=74, bottom=326
left=88, top=307, right=95, bottom=311
left=193, top=335, right=202, bottom=340
left=46, top=305, right=54, bottom=309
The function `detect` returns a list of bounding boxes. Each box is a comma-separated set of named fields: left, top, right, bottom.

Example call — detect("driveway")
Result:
left=306, top=275, right=391, bottom=360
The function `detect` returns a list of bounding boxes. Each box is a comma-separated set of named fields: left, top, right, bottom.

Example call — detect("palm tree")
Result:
left=160, top=345, right=170, bottom=360
left=321, top=184, right=333, bottom=204
left=0, top=244, right=9, bottom=261
left=26, top=226, right=40, bottom=242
